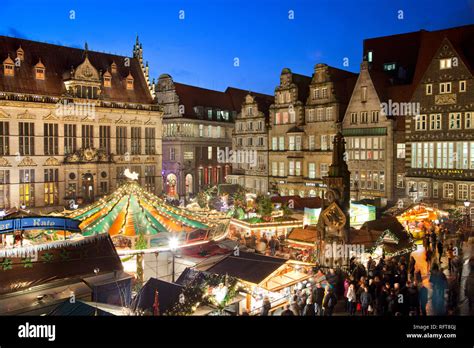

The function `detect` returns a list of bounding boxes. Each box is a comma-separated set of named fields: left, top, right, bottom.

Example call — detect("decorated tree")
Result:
left=256, top=194, right=273, bottom=219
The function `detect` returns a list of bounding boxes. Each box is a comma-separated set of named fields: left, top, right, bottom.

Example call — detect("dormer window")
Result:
left=103, top=70, right=112, bottom=87
left=35, top=59, right=45, bottom=80
left=111, top=61, right=117, bottom=74
left=126, top=73, right=134, bottom=90
left=16, top=46, right=24, bottom=61
left=3, top=55, right=14, bottom=77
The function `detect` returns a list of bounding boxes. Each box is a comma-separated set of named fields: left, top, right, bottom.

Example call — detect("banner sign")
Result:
left=0, top=217, right=81, bottom=234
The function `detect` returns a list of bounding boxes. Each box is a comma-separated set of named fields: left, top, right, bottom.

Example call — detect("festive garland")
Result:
left=165, top=273, right=242, bottom=316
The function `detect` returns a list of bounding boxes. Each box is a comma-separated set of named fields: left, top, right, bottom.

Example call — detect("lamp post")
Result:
left=169, top=237, right=179, bottom=283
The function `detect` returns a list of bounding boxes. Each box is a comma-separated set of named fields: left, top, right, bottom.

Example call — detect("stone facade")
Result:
left=0, top=36, right=162, bottom=212
left=268, top=66, right=355, bottom=199
left=227, top=93, right=273, bottom=194
left=342, top=62, right=395, bottom=205
left=405, top=37, right=474, bottom=219
left=156, top=75, right=244, bottom=199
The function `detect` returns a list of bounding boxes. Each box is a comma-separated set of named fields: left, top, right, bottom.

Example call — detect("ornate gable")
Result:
left=18, top=157, right=37, bottom=167
left=17, top=110, right=36, bottom=120
left=74, top=56, right=100, bottom=82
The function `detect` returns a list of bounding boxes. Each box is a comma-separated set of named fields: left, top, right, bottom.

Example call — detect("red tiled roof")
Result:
left=0, top=36, right=153, bottom=104
left=363, top=24, right=474, bottom=103
left=172, top=83, right=273, bottom=121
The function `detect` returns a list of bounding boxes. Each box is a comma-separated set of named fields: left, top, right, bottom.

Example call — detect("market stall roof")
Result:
left=64, top=181, right=217, bottom=245
left=48, top=300, right=115, bottom=316
left=132, top=278, right=184, bottom=314
left=349, top=216, right=415, bottom=256
left=0, top=234, right=122, bottom=296
left=205, top=251, right=287, bottom=285
left=287, top=226, right=318, bottom=245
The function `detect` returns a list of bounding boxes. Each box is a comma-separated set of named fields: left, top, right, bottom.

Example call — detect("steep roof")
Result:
left=0, top=35, right=153, bottom=104
left=132, top=278, right=183, bottom=314
left=292, top=73, right=312, bottom=103
left=206, top=251, right=287, bottom=284
left=363, top=24, right=474, bottom=99
left=226, top=87, right=274, bottom=117
left=0, top=234, right=122, bottom=296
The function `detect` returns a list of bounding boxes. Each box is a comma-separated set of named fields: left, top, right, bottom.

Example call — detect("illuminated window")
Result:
left=443, top=183, right=454, bottom=199
left=415, top=114, right=427, bottom=131
left=44, top=169, right=59, bottom=205
left=440, top=58, right=452, bottom=69
left=426, top=84, right=432, bottom=95
left=103, top=70, right=112, bottom=87
left=35, top=59, right=45, bottom=80
left=439, top=82, right=451, bottom=94
left=361, top=86, right=368, bottom=102
left=449, top=113, right=461, bottom=129
left=126, top=73, right=134, bottom=90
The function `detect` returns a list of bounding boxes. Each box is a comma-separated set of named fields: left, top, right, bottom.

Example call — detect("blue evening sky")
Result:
left=1, top=0, right=473, bottom=95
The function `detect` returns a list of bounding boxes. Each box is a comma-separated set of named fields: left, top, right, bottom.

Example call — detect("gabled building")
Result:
left=156, top=75, right=249, bottom=199
left=404, top=25, right=474, bottom=219
left=0, top=36, right=161, bottom=211
left=268, top=65, right=355, bottom=199
left=227, top=92, right=274, bottom=194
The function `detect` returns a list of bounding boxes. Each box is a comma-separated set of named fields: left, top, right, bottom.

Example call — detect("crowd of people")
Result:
left=258, top=243, right=470, bottom=316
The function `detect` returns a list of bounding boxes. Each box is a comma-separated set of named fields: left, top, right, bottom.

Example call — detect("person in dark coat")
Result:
left=425, top=248, right=433, bottom=274
left=437, top=240, right=444, bottom=263
left=303, top=297, right=315, bottom=316
left=419, top=283, right=429, bottom=316
left=313, top=283, right=325, bottom=316
left=260, top=296, right=272, bottom=316
left=407, top=281, right=420, bottom=316
left=281, top=304, right=294, bottom=316
left=408, top=256, right=416, bottom=281
left=430, top=264, right=448, bottom=315
left=430, top=230, right=437, bottom=251
left=360, top=286, right=372, bottom=316
left=322, top=286, right=337, bottom=316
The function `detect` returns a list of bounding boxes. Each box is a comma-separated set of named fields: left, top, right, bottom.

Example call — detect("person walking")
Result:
left=289, top=295, right=301, bottom=316
left=430, top=230, right=437, bottom=251
left=419, top=283, right=428, bottom=316
left=322, top=286, right=337, bottom=316
left=268, top=236, right=277, bottom=256
left=303, top=297, right=315, bottom=316
left=346, top=283, right=357, bottom=316
left=430, top=263, right=448, bottom=316
left=407, top=281, right=420, bottom=316
left=360, top=286, right=372, bottom=316
left=408, top=256, right=416, bottom=281
left=437, top=239, right=444, bottom=264
left=426, top=248, right=433, bottom=274
left=313, top=283, right=325, bottom=316
left=281, top=304, right=294, bottom=316
left=446, top=243, right=454, bottom=273
left=260, top=296, right=272, bottom=316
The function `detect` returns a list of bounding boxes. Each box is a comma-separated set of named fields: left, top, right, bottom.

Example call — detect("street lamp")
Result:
left=169, top=237, right=179, bottom=282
